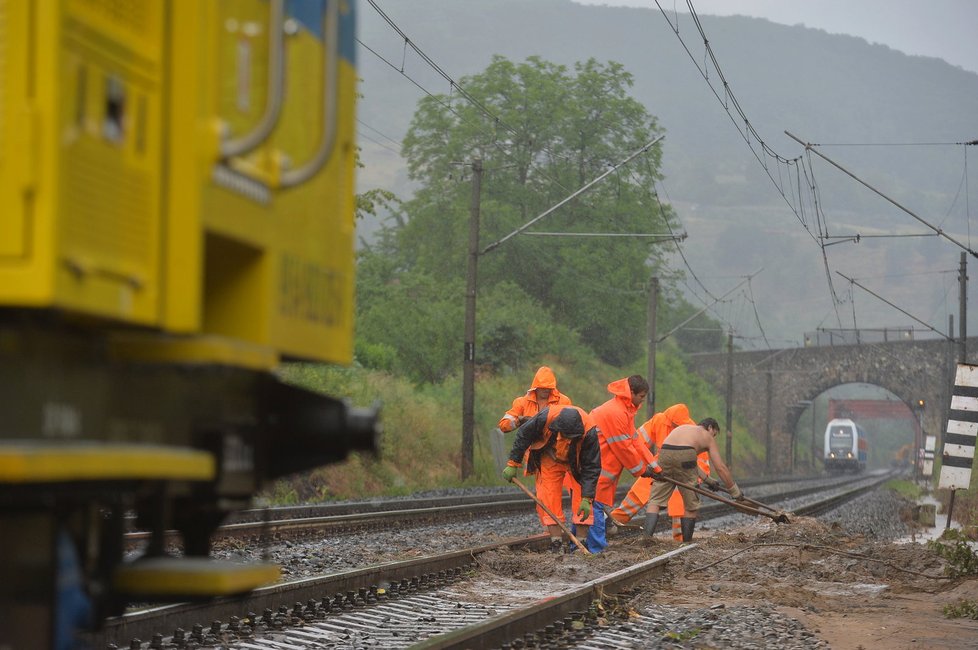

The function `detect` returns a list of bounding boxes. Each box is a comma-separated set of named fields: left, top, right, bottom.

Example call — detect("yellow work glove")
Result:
left=502, top=465, right=520, bottom=482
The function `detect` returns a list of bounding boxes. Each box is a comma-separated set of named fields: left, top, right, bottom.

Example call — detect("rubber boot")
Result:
left=680, top=517, right=696, bottom=542
left=643, top=512, right=659, bottom=537
left=549, top=538, right=563, bottom=554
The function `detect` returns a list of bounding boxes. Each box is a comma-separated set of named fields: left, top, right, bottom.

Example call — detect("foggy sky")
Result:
left=573, top=0, right=978, bottom=74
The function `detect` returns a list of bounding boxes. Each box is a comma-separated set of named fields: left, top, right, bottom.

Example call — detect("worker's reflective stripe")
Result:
left=600, top=468, right=618, bottom=481
left=637, top=425, right=652, bottom=446
left=617, top=494, right=643, bottom=519
left=503, top=414, right=517, bottom=424
left=0, top=444, right=215, bottom=483
left=605, top=433, right=632, bottom=444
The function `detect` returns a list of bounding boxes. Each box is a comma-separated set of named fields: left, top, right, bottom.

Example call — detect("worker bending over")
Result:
left=502, top=405, right=601, bottom=553
left=611, top=403, right=695, bottom=526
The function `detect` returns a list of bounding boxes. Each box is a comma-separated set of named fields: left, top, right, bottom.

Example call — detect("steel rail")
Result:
left=100, top=472, right=890, bottom=648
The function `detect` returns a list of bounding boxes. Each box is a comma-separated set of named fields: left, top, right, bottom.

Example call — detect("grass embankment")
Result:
left=262, top=351, right=764, bottom=504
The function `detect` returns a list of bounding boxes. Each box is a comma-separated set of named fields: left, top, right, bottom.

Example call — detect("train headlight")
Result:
left=846, top=452, right=853, bottom=458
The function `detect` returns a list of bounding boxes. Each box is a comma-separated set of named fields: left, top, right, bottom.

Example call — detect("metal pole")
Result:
left=725, top=331, right=733, bottom=468
left=959, top=252, right=968, bottom=364
left=810, top=400, right=817, bottom=471
left=914, top=405, right=923, bottom=483
left=647, top=277, right=659, bottom=418
left=765, top=370, right=773, bottom=475
left=946, top=254, right=968, bottom=524
left=461, top=159, right=482, bottom=480
left=946, top=490, right=957, bottom=531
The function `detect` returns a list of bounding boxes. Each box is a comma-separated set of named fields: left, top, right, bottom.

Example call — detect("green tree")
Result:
left=393, top=55, right=678, bottom=366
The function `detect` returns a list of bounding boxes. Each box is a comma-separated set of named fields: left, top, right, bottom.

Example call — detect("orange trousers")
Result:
left=534, top=455, right=593, bottom=528
left=610, top=479, right=685, bottom=524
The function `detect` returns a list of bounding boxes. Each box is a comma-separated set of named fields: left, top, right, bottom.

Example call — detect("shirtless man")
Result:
left=644, top=417, right=744, bottom=542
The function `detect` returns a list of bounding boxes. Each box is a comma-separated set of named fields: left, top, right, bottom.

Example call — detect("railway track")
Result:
left=89, top=471, right=897, bottom=649
left=121, top=472, right=877, bottom=546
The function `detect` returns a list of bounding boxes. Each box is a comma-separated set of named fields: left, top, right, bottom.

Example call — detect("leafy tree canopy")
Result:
left=358, top=55, right=721, bottom=380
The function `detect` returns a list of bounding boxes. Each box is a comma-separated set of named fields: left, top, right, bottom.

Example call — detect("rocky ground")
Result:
left=472, top=491, right=978, bottom=649
left=214, top=488, right=978, bottom=648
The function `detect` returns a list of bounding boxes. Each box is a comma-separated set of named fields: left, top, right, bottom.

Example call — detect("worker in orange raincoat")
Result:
left=498, top=366, right=571, bottom=433
left=610, top=403, right=696, bottom=530
left=585, top=375, right=655, bottom=552
left=502, top=405, right=601, bottom=553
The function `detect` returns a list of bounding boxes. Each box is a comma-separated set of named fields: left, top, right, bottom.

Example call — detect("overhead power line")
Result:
left=787, top=131, right=978, bottom=259
left=481, top=136, right=666, bottom=255
left=836, top=272, right=952, bottom=341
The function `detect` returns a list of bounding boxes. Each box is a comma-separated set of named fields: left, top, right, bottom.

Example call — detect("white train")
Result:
left=823, top=418, right=868, bottom=472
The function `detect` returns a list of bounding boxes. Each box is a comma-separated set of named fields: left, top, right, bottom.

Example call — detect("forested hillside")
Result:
left=356, top=0, right=978, bottom=346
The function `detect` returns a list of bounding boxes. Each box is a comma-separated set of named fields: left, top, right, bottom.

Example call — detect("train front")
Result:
left=0, top=2, right=378, bottom=648
left=823, top=418, right=864, bottom=472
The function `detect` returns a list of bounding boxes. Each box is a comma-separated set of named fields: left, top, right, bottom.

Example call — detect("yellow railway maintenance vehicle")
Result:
left=0, top=1, right=377, bottom=647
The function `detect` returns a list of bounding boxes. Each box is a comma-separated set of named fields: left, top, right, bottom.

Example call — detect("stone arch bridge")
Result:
left=685, top=337, right=973, bottom=474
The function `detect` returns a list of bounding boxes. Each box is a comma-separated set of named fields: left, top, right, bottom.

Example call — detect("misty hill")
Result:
left=356, top=0, right=978, bottom=346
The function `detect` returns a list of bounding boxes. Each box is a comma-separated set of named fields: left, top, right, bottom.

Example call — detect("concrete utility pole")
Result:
left=960, top=252, right=968, bottom=364
left=725, top=331, right=734, bottom=468
left=460, top=159, right=482, bottom=480
left=810, top=400, right=817, bottom=471
left=647, top=277, right=659, bottom=418
left=765, top=370, right=773, bottom=474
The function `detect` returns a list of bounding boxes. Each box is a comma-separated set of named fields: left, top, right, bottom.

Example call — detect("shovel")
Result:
left=655, top=474, right=791, bottom=524
left=511, top=478, right=591, bottom=554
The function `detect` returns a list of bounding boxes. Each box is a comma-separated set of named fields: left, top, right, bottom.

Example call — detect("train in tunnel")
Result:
left=823, top=418, right=869, bottom=473
left=0, top=2, right=379, bottom=648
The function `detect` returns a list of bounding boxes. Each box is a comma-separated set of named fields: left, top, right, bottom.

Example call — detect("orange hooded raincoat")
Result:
left=611, top=403, right=697, bottom=524
left=498, top=366, right=571, bottom=432
left=589, top=378, right=652, bottom=506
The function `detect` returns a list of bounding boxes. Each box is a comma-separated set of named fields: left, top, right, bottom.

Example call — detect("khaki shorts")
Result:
left=647, top=445, right=701, bottom=512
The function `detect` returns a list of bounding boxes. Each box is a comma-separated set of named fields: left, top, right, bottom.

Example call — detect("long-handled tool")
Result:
left=716, top=485, right=791, bottom=520
left=655, top=474, right=791, bottom=524
left=511, top=478, right=591, bottom=554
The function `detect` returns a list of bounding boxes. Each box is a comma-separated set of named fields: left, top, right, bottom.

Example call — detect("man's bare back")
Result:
left=661, top=421, right=737, bottom=494
left=661, top=423, right=712, bottom=452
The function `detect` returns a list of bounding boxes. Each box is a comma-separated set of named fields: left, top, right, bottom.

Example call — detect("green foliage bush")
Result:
left=268, top=342, right=761, bottom=501
left=885, top=479, right=922, bottom=501
left=943, top=599, right=978, bottom=620
left=928, top=529, right=978, bottom=578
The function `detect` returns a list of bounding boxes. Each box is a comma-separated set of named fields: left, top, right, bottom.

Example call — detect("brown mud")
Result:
left=477, top=517, right=978, bottom=648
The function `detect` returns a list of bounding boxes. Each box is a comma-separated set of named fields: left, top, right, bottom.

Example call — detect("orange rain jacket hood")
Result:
left=664, top=403, right=694, bottom=428
left=530, top=366, right=558, bottom=391
left=497, top=366, right=571, bottom=432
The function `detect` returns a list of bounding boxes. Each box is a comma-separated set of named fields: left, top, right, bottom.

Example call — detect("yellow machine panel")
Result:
left=0, top=4, right=377, bottom=648
left=0, top=0, right=358, bottom=365
left=0, top=0, right=166, bottom=322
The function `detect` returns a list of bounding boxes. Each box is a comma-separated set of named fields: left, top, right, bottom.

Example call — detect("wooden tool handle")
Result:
left=656, top=474, right=787, bottom=523
left=512, top=478, right=591, bottom=554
